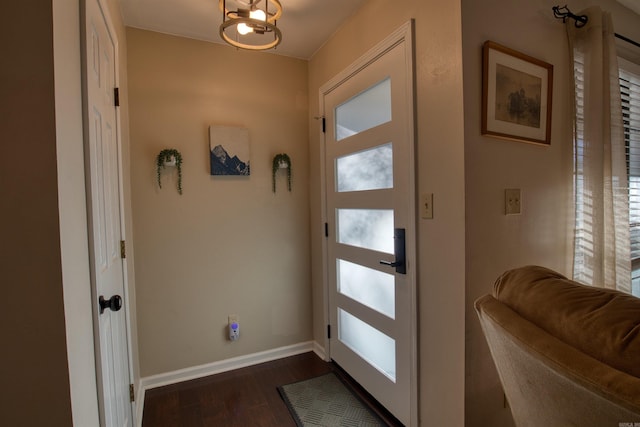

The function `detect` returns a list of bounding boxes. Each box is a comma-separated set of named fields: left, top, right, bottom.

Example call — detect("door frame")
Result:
left=318, top=20, right=418, bottom=426
left=80, top=0, right=136, bottom=424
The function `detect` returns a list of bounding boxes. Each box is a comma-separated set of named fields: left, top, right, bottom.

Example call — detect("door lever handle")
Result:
left=379, top=259, right=403, bottom=267
left=378, top=228, right=406, bottom=274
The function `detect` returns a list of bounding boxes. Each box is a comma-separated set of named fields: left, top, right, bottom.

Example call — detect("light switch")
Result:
left=505, top=189, right=521, bottom=215
left=421, top=193, right=433, bottom=219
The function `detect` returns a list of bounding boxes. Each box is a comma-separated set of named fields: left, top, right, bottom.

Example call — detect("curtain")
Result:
left=567, top=6, right=631, bottom=292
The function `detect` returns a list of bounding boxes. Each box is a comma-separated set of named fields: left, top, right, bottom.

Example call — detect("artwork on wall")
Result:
left=482, top=41, right=553, bottom=145
left=209, top=125, right=251, bottom=176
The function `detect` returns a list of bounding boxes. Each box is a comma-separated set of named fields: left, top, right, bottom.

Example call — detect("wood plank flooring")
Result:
left=142, top=351, right=403, bottom=426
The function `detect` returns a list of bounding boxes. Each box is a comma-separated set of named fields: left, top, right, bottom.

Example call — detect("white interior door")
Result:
left=84, top=0, right=133, bottom=425
left=322, top=22, right=416, bottom=426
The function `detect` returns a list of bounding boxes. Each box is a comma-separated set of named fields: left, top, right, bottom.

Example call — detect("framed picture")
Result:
left=482, top=41, right=553, bottom=145
left=209, top=125, right=251, bottom=176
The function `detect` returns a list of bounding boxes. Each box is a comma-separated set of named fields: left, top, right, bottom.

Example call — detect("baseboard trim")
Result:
left=136, top=341, right=319, bottom=427
left=312, top=340, right=326, bottom=361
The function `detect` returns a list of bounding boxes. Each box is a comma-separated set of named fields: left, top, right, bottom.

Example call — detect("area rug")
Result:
left=277, top=372, right=387, bottom=426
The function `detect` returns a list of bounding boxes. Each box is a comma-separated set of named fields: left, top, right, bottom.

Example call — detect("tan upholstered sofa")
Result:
left=475, top=265, right=640, bottom=427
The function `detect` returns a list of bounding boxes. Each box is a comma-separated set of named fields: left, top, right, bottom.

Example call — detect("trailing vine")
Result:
left=156, top=148, right=183, bottom=195
left=272, top=153, right=292, bottom=192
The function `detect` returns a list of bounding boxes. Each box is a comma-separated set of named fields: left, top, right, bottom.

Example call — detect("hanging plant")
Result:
left=272, top=153, right=292, bottom=192
left=156, top=148, right=183, bottom=195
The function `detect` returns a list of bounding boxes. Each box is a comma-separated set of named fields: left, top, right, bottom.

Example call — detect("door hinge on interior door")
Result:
left=129, top=384, right=135, bottom=402
left=120, top=240, right=126, bottom=259
left=114, top=87, right=120, bottom=107
left=322, top=117, right=326, bottom=133
left=327, top=324, right=331, bottom=339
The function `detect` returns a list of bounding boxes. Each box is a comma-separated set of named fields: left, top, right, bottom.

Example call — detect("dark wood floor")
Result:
left=142, top=351, right=403, bottom=426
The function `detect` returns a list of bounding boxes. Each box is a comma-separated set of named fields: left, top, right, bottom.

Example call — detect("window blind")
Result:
left=572, top=53, right=640, bottom=296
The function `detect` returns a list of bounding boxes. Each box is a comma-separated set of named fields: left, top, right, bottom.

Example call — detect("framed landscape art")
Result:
left=482, top=41, right=553, bottom=145
left=209, top=125, right=251, bottom=176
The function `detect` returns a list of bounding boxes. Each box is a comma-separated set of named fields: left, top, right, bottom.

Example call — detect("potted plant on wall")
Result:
left=272, top=153, right=292, bottom=192
left=156, top=148, right=183, bottom=195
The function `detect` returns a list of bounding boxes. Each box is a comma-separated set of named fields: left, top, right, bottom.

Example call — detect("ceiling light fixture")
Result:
left=219, top=0, right=283, bottom=51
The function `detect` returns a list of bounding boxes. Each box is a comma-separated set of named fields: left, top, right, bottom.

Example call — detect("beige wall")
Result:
left=308, top=1, right=466, bottom=425
left=127, top=28, right=311, bottom=376
left=1, top=1, right=73, bottom=425
left=463, top=0, right=640, bottom=426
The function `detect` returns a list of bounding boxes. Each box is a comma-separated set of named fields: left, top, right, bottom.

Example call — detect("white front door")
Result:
left=322, top=22, right=417, bottom=426
left=83, top=0, right=133, bottom=425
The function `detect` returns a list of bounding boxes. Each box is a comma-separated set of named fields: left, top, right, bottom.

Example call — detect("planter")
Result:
left=156, top=148, right=183, bottom=194
left=272, top=153, right=292, bottom=192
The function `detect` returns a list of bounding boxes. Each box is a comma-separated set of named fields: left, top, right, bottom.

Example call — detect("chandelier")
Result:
left=219, top=0, right=283, bottom=51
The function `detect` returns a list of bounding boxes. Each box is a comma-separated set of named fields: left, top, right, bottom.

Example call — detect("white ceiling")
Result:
left=617, top=0, right=640, bottom=16
left=118, top=0, right=367, bottom=59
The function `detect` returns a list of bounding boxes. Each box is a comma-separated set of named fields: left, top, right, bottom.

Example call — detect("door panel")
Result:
left=323, top=23, right=416, bottom=425
left=84, top=0, right=133, bottom=425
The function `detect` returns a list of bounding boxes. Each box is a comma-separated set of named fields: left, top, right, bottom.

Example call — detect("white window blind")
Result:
left=620, top=57, right=640, bottom=297
left=573, top=53, right=640, bottom=296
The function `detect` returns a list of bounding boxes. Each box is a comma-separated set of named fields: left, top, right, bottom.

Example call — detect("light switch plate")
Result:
left=505, top=189, right=521, bottom=215
left=421, top=193, right=433, bottom=219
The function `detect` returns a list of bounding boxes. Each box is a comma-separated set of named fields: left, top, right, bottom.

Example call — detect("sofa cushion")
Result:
left=493, top=265, right=640, bottom=379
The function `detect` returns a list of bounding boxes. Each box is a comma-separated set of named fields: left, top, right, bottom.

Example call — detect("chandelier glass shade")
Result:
left=219, top=0, right=283, bottom=51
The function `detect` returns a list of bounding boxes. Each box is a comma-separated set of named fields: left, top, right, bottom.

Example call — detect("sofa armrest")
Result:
left=476, top=294, right=640, bottom=426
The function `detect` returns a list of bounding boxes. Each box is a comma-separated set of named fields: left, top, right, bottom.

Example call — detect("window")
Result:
left=620, top=57, right=640, bottom=297
left=572, top=52, right=640, bottom=297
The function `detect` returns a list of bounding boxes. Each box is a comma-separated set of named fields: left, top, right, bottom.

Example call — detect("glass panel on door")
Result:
left=336, top=143, right=394, bottom=192
left=338, top=308, right=396, bottom=381
left=335, top=78, right=392, bottom=141
left=337, top=208, right=394, bottom=253
left=337, top=259, right=395, bottom=318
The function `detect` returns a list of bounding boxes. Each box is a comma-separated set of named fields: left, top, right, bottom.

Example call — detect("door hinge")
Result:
left=322, top=117, right=326, bottom=133
left=129, top=384, right=135, bottom=402
left=324, top=222, right=329, bottom=238
left=114, top=87, right=120, bottom=107
left=327, top=324, right=331, bottom=339
left=120, top=240, right=126, bottom=259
